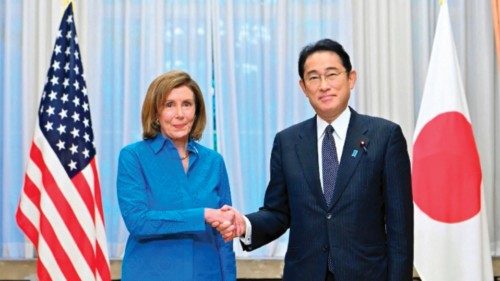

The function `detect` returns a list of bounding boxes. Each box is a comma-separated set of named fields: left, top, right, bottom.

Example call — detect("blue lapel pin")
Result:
left=351, top=149, right=358, bottom=158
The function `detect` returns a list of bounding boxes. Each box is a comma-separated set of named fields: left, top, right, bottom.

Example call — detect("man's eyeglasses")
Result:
left=304, top=70, right=348, bottom=87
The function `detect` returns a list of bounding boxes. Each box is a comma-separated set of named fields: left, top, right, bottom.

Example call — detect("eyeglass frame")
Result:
left=303, top=70, right=349, bottom=88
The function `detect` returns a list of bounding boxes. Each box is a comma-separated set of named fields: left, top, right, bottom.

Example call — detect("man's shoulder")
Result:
left=354, top=111, right=399, bottom=130
left=281, top=116, right=315, bottom=133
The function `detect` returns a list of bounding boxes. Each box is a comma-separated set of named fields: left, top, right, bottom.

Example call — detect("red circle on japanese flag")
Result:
left=412, top=112, right=481, bottom=223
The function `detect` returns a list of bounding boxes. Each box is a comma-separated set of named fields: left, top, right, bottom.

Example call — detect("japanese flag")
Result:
left=412, top=2, right=493, bottom=280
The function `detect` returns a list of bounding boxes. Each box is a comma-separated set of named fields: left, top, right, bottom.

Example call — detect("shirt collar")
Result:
left=149, top=133, right=198, bottom=155
left=316, top=107, right=351, bottom=140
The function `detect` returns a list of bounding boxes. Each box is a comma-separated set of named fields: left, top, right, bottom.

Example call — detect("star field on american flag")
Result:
left=39, top=11, right=95, bottom=178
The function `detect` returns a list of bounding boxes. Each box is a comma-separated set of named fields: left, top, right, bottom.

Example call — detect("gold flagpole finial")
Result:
left=439, top=0, right=445, bottom=6
left=62, top=0, right=73, bottom=8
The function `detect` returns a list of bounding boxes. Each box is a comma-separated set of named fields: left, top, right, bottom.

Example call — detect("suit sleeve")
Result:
left=243, top=133, right=291, bottom=251
left=383, top=125, right=414, bottom=281
left=213, top=158, right=236, bottom=281
left=117, top=147, right=205, bottom=240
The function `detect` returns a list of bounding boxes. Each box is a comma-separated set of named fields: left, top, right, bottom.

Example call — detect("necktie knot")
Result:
left=325, top=125, right=334, bottom=135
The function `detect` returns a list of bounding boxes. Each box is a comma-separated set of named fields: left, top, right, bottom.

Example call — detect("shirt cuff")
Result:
left=240, top=215, right=252, bottom=245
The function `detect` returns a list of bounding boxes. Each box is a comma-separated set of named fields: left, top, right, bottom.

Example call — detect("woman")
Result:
left=117, top=70, right=236, bottom=281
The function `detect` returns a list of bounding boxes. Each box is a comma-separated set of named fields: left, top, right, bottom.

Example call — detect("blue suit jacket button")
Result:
left=326, top=213, right=332, bottom=219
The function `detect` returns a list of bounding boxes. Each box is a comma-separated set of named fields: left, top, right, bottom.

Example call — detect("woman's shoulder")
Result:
left=191, top=142, right=223, bottom=161
left=119, top=139, right=156, bottom=159
left=121, top=139, right=148, bottom=151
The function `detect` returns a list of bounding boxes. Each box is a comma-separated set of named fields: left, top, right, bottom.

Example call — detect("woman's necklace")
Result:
left=180, top=152, right=189, bottom=160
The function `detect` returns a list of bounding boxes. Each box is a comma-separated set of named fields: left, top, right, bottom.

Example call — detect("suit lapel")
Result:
left=294, top=117, right=328, bottom=209
left=329, top=109, right=369, bottom=210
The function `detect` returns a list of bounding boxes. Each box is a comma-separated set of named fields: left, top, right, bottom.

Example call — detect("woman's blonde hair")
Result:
left=141, top=70, right=206, bottom=140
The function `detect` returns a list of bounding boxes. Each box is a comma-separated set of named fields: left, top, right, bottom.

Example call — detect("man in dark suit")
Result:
left=216, top=38, right=413, bottom=281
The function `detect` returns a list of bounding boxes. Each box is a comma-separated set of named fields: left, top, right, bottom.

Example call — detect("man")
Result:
left=218, top=38, right=413, bottom=281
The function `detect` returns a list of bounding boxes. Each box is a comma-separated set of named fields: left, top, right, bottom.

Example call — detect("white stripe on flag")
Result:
left=37, top=235, right=66, bottom=280
left=33, top=132, right=96, bottom=242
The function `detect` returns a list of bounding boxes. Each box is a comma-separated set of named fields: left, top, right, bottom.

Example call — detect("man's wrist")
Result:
left=240, top=215, right=252, bottom=245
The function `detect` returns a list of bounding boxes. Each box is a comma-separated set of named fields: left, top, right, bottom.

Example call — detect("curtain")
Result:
left=351, top=0, right=414, bottom=140
left=492, top=0, right=500, bottom=66
left=1, top=0, right=499, bottom=259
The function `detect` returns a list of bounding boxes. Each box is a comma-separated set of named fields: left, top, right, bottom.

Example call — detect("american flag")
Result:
left=15, top=3, right=111, bottom=281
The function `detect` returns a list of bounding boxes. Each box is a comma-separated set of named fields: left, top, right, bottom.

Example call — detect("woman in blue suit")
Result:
left=117, top=70, right=236, bottom=281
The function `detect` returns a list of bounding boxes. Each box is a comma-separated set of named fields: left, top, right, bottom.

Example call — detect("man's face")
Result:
left=299, top=51, right=356, bottom=123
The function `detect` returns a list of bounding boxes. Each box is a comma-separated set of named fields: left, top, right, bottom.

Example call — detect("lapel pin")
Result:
left=360, top=140, right=369, bottom=153
left=351, top=149, right=358, bottom=158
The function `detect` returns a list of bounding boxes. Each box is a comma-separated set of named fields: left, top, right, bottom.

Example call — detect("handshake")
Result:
left=204, top=205, right=246, bottom=242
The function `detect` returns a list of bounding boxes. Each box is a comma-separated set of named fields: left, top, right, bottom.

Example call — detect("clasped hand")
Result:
left=204, top=205, right=245, bottom=242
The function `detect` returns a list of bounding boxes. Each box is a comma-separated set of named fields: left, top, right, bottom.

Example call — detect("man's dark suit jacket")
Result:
left=243, top=108, right=413, bottom=281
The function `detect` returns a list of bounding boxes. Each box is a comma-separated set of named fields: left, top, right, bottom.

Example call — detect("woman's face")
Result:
left=158, top=85, right=196, bottom=146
